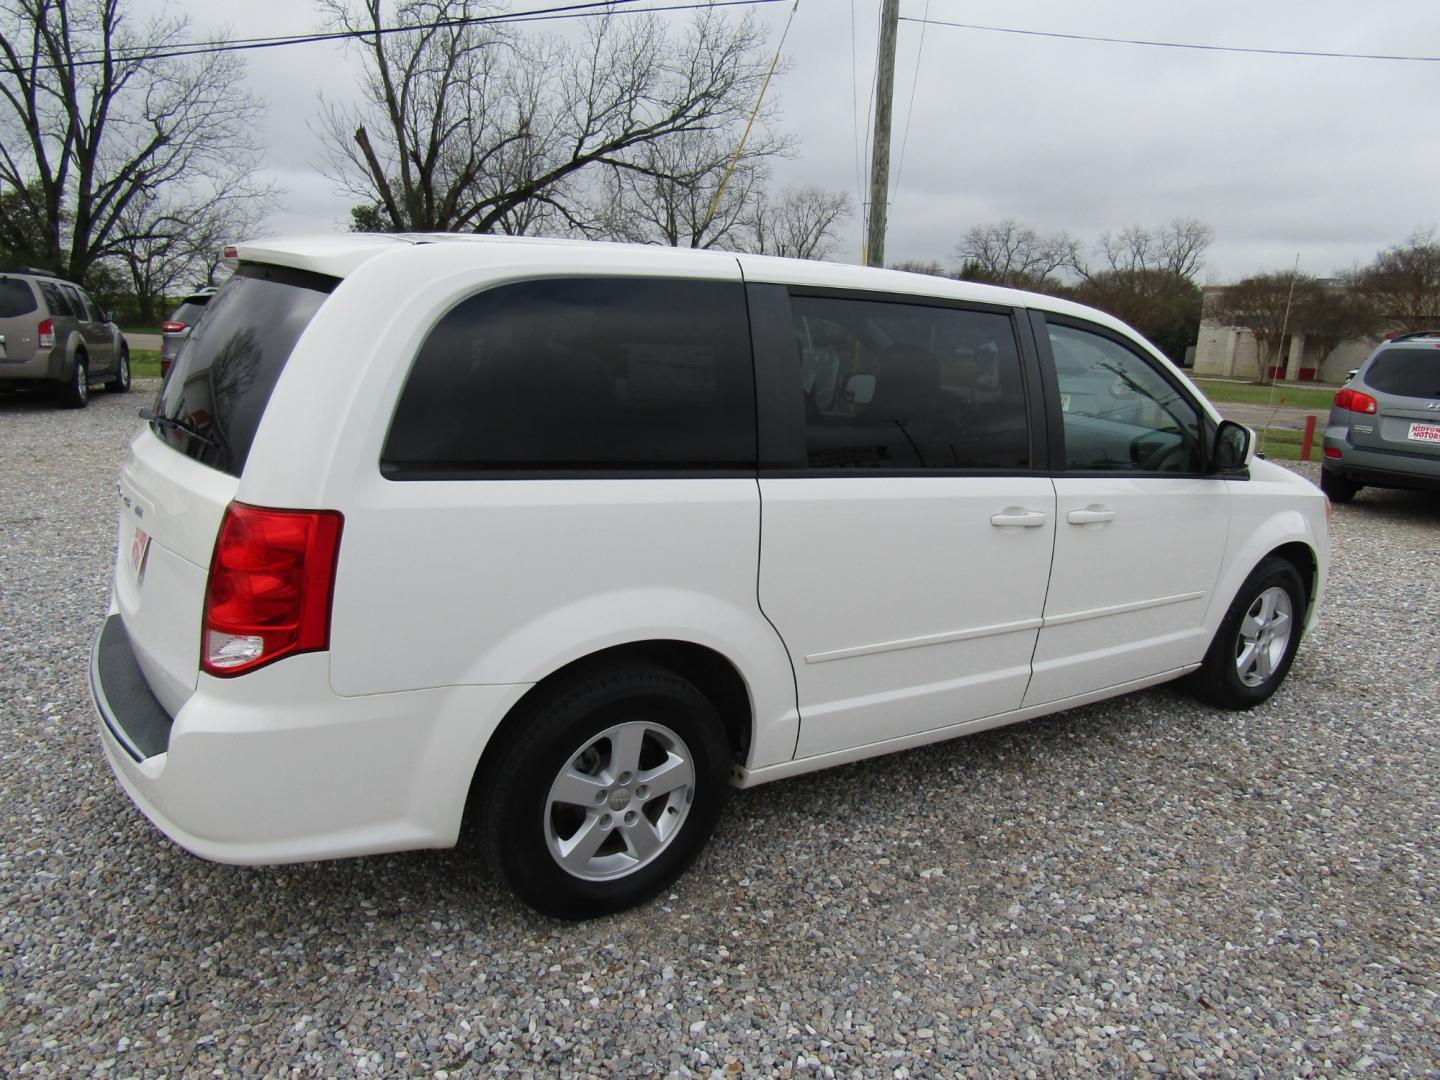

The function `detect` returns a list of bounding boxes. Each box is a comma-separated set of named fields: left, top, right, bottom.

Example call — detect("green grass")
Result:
left=1252, top=426, right=1314, bottom=462
left=1190, top=377, right=1337, bottom=411
left=119, top=324, right=159, bottom=336
left=129, top=348, right=161, bottom=379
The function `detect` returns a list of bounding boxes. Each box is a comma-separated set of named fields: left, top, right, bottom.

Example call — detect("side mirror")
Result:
left=1213, top=420, right=1254, bottom=471
left=843, top=373, right=876, bottom=405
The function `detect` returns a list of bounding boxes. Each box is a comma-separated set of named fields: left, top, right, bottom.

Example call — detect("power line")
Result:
left=899, top=16, right=1440, bottom=63
left=39, top=0, right=789, bottom=70
left=891, top=0, right=930, bottom=205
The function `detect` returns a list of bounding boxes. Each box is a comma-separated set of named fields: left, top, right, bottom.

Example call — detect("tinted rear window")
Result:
left=151, top=264, right=336, bottom=477
left=1366, top=346, right=1440, bottom=398
left=169, top=301, right=208, bottom=326
left=0, top=278, right=37, bottom=317
left=382, top=277, right=756, bottom=476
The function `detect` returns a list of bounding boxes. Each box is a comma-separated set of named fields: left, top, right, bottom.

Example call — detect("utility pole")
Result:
left=865, top=0, right=899, bottom=267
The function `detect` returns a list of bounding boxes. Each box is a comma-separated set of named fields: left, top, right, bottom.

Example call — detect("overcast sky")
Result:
left=173, top=0, right=1438, bottom=283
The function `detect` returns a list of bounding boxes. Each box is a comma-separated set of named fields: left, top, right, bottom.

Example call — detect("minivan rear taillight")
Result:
left=160, top=320, right=187, bottom=334
left=201, top=502, right=344, bottom=677
left=38, top=318, right=53, bottom=348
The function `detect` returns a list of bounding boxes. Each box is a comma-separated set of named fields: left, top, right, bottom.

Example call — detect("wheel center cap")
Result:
left=608, top=789, right=632, bottom=812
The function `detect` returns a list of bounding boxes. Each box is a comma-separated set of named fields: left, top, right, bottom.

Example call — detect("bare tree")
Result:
left=1296, top=284, right=1378, bottom=367
left=1208, top=270, right=1321, bottom=376
left=318, top=0, right=776, bottom=236
left=1353, top=226, right=1440, bottom=333
left=0, top=0, right=268, bottom=284
left=952, top=218, right=1079, bottom=290
left=110, top=178, right=273, bottom=322
left=1095, top=217, right=1213, bottom=280
left=591, top=127, right=785, bottom=250
left=746, top=185, right=851, bottom=260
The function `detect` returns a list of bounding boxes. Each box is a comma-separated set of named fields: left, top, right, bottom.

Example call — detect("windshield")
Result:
left=151, top=264, right=337, bottom=477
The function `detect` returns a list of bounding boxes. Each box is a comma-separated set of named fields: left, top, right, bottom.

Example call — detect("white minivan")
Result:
left=93, top=234, right=1328, bottom=918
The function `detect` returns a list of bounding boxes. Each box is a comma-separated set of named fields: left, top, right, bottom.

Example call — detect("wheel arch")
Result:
left=464, top=639, right=755, bottom=824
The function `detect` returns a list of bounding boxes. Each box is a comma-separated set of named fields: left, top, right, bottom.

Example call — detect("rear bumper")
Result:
left=0, top=347, right=61, bottom=381
left=91, top=613, right=531, bottom=864
left=1321, top=436, right=1440, bottom=492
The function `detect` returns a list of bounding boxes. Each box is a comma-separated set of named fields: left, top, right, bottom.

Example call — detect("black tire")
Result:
left=476, top=663, right=730, bottom=919
left=1319, top=467, right=1358, bottom=504
left=57, top=352, right=89, bottom=409
left=1187, top=557, right=1306, bottom=710
left=106, top=347, right=130, bottom=392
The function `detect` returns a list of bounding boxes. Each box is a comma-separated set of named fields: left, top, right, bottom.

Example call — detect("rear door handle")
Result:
left=990, top=508, right=1048, bottom=528
left=1066, top=505, right=1116, bottom=526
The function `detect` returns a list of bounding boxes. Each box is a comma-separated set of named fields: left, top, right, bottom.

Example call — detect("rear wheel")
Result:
left=1187, top=557, right=1305, bottom=709
left=106, top=347, right=130, bottom=392
left=1319, top=467, right=1358, bottom=504
left=57, top=352, right=89, bottom=408
left=477, top=664, right=730, bottom=919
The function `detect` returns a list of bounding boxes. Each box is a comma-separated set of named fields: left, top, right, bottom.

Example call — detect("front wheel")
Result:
left=1187, top=557, right=1306, bottom=709
left=476, top=664, right=731, bottom=919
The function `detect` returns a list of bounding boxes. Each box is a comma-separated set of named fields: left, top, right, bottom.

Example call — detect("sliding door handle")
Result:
left=1066, top=505, right=1116, bottom=526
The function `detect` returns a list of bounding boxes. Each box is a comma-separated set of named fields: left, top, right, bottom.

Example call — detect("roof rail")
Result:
left=0, top=265, right=61, bottom=278
left=1387, top=329, right=1440, bottom=342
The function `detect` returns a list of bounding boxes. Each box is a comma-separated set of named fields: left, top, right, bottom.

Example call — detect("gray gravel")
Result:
left=2, top=383, right=1437, bottom=1077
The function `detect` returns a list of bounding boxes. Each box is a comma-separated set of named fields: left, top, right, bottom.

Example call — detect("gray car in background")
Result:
left=160, top=287, right=217, bottom=378
left=0, top=268, right=129, bottom=407
left=1321, top=331, right=1440, bottom=502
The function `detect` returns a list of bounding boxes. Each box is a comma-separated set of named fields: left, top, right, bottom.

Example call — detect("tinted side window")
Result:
left=1365, top=347, right=1440, bottom=398
left=79, top=290, right=105, bottom=322
left=61, top=284, right=87, bottom=318
left=38, top=281, right=74, bottom=317
left=790, top=295, right=1029, bottom=470
left=1048, top=322, right=1203, bottom=473
left=153, top=264, right=336, bottom=478
left=383, top=278, right=756, bottom=475
left=0, top=278, right=37, bottom=317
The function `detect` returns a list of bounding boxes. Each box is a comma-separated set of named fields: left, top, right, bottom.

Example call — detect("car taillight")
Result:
left=160, top=320, right=187, bottom=334
left=202, top=502, right=344, bottom=677
left=38, top=318, right=53, bottom=348
left=1333, top=387, right=1378, bottom=414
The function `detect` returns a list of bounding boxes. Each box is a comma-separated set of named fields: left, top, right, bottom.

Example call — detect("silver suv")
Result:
left=0, top=268, right=129, bottom=407
left=1321, top=332, right=1440, bottom=503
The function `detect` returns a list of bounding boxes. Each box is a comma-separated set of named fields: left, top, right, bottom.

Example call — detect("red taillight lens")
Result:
left=1324, top=447, right=1342, bottom=459
left=1333, top=387, right=1377, bottom=414
left=38, top=318, right=53, bottom=348
left=201, top=502, right=344, bottom=677
left=160, top=320, right=187, bottom=334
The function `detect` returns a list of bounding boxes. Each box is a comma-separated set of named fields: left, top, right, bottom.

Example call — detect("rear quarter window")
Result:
left=382, top=277, right=756, bottom=476
left=151, top=264, right=336, bottom=477
left=0, top=278, right=37, bottom=317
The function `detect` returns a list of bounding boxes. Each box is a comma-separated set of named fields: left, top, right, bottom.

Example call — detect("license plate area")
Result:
left=1407, top=421, right=1440, bottom=444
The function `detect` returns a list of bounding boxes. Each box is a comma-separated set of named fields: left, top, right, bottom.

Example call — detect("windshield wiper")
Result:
left=139, top=407, right=217, bottom=448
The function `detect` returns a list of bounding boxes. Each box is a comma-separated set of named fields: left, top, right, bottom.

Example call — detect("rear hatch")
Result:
left=0, top=276, right=40, bottom=363
left=114, top=264, right=337, bottom=714
left=1352, top=345, right=1440, bottom=459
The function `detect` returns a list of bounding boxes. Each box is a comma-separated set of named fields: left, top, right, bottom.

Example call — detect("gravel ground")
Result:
left=2, top=383, right=1437, bottom=1078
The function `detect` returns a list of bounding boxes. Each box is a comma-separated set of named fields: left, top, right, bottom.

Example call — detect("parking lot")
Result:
left=2, top=383, right=1436, bottom=1077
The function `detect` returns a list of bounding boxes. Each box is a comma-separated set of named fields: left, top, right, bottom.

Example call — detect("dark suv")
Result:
left=1321, top=331, right=1440, bottom=502
left=0, top=268, right=129, bottom=407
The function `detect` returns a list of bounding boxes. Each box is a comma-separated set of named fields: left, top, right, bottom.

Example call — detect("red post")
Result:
left=1300, top=414, right=1318, bottom=461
